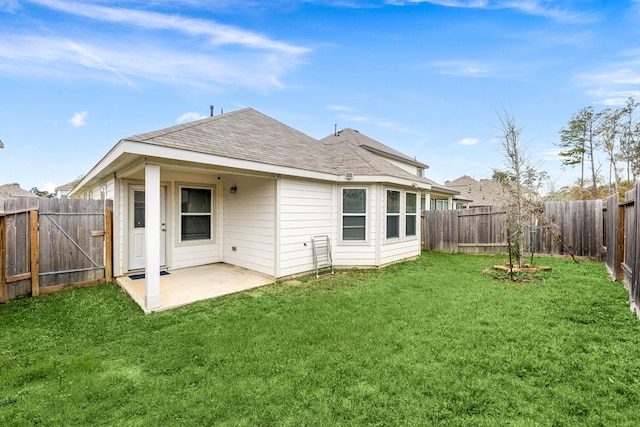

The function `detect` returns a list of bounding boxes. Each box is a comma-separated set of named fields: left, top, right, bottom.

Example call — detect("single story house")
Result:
left=70, top=107, right=459, bottom=310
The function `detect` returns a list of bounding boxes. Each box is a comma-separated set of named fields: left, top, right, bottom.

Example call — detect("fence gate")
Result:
left=0, top=198, right=113, bottom=302
left=37, top=198, right=108, bottom=290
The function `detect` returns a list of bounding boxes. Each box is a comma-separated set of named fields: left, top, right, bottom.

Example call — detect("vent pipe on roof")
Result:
left=334, top=124, right=337, bottom=136
left=210, top=105, right=214, bottom=117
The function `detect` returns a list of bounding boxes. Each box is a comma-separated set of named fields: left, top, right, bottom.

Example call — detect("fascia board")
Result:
left=342, top=174, right=432, bottom=190
left=123, top=141, right=338, bottom=182
left=70, top=140, right=432, bottom=196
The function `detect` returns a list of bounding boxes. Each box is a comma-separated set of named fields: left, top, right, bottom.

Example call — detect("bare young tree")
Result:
left=494, top=108, right=544, bottom=268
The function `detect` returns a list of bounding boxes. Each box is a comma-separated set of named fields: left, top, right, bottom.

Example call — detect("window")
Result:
left=417, top=167, right=424, bottom=178
left=431, top=199, right=449, bottom=211
left=180, top=187, right=212, bottom=241
left=342, top=188, right=366, bottom=241
left=386, top=190, right=400, bottom=239
left=405, top=192, right=417, bottom=237
left=133, top=190, right=145, bottom=228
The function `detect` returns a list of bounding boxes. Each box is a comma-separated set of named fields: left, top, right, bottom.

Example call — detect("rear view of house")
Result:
left=71, top=108, right=458, bottom=311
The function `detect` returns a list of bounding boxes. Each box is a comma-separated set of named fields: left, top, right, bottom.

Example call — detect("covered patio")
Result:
left=116, top=263, right=275, bottom=314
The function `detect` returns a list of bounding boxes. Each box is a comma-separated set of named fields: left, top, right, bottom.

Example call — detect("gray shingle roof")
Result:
left=123, top=107, right=453, bottom=189
left=126, top=108, right=334, bottom=174
left=320, top=129, right=455, bottom=192
left=0, top=184, right=38, bottom=199
left=446, top=175, right=508, bottom=206
left=55, top=179, right=80, bottom=192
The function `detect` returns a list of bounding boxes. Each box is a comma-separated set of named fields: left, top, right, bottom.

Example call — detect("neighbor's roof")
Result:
left=446, top=175, right=508, bottom=206
left=55, top=179, right=80, bottom=192
left=0, top=183, right=38, bottom=199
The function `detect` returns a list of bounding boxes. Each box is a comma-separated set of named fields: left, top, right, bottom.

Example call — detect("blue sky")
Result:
left=1, top=0, right=639, bottom=193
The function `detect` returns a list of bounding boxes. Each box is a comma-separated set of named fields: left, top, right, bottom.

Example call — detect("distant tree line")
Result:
left=30, top=187, right=55, bottom=198
left=556, top=97, right=640, bottom=200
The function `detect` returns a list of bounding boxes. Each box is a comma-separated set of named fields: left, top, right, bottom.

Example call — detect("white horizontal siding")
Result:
left=385, top=158, right=420, bottom=177
left=223, top=176, right=276, bottom=276
left=171, top=243, right=220, bottom=269
left=278, top=178, right=333, bottom=277
left=333, top=245, right=378, bottom=267
left=380, top=239, right=420, bottom=265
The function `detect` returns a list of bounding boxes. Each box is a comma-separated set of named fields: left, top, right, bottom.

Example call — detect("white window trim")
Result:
left=385, top=188, right=401, bottom=241
left=405, top=191, right=418, bottom=239
left=384, top=188, right=419, bottom=243
left=178, top=184, right=215, bottom=244
left=340, top=187, right=369, bottom=244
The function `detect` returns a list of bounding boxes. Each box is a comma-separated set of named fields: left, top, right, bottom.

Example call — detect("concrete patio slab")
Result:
left=116, top=263, right=275, bottom=313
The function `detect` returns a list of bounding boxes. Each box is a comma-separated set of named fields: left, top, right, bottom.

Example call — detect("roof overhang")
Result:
left=70, top=140, right=430, bottom=196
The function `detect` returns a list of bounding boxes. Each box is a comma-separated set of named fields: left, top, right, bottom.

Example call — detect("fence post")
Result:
left=616, top=204, right=625, bottom=281
left=0, top=215, right=6, bottom=303
left=30, top=210, right=39, bottom=297
left=105, top=200, right=113, bottom=283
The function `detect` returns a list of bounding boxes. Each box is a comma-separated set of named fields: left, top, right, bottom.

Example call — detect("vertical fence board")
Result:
left=30, top=210, right=39, bottom=296
left=631, top=183, right=640, bottom=313
left=1, top=198, right=112, bottom=302
left=0, top=215, right=6, bottom=303
left=604, top=193, right=620, bottom=279
left=423, top=200, right=606, bottom=259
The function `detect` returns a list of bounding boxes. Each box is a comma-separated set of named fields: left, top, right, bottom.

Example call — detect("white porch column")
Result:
left=145, top=163, right=161, bottom=311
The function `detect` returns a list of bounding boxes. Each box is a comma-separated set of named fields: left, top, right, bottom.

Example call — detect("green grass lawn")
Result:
left=1, top=252, right=640, bottom=426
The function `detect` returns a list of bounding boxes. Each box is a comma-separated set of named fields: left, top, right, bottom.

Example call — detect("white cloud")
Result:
left=0, top=35, right=298, bottom=90
left=398, top=0, right=593, bottom=23
left=29, top=0, right=308, bottom=55
left=42, top=182, right=56, bottom=193
left=575, top=56, right=640, bottom=105
left=339, top=113, right=413, bottom=134
left=326, top=105, right=351, bottom=111
left=0, top=0, right=20, bottom=11
left=539, top=147, right=562, bottom=161
left=0, top=1, right=309, bottom=90
left=69, top=111, right=88, bottom=127
left=177, top=112, right=207, bottom=123
left=458, top=137, right=479, bottom=145
left=578, top=68, right=640, bottom=86
left=426, top=60, right=494, bottom=77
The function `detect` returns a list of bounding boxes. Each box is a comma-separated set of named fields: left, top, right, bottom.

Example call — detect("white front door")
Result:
left=129, top=186, right=166, bottom=271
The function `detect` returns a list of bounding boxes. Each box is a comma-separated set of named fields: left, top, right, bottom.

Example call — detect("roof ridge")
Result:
left=127, top=108, right=251, bottom=142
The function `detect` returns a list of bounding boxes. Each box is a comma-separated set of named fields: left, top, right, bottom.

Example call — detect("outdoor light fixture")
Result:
left=229, top=186, right=237, bottom=193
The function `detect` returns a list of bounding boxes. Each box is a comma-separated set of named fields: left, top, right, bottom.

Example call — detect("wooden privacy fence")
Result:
left=422, top=200, right=605, bottom=259
left=0, top=197, right=113, bottom=302
left=604, top=181, right=640, bottom=317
